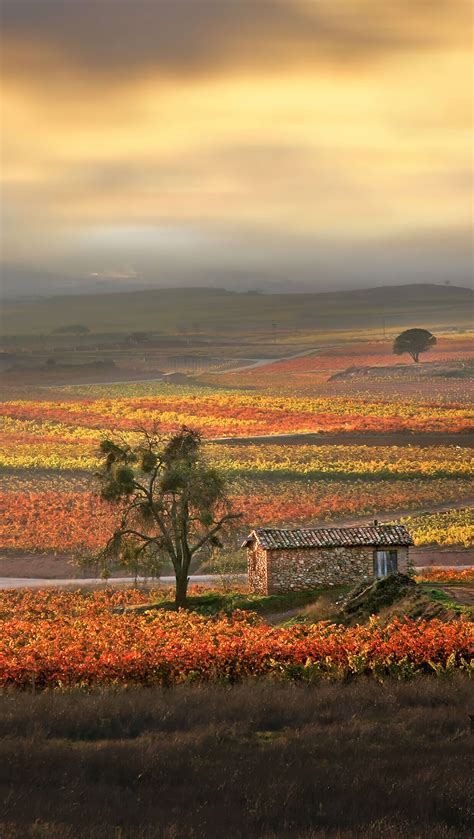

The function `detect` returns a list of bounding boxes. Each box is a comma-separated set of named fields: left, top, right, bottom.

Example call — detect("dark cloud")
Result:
left=2, top=0, right=469, bottom=81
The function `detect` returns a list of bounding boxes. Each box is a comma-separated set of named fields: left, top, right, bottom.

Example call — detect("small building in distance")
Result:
left=242, top=523, right=413, bottom=594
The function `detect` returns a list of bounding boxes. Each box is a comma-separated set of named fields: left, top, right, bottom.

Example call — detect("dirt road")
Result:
left=0, top=574, right=247, bottom=590
left=3, top=570, right=473, bottom=591
left=210, top=431, right=474, bottom=447
left=219, top=346, right=341, bottom=375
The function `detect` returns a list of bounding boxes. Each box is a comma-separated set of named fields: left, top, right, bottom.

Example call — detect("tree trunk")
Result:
left=410, top=352, right=419, bottom=363
left=175, top=571, right=189, bottom=608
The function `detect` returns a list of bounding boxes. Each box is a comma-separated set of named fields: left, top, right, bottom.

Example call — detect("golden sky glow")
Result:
left=1, top=0, right=472, bottom=292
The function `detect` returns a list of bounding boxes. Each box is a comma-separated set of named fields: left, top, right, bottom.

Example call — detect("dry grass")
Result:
left=1, top=678, right=473, bottom=838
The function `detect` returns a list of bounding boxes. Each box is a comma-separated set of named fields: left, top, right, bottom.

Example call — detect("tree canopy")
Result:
left=393, top=328, right=437, bottom=363
left=94, top=426, right=242, bottom=605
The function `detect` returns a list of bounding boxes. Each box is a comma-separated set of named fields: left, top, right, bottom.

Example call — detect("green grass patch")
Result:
left=122, top=587, right=344, bottom=617
left=424, top=586, right=473, bottom=617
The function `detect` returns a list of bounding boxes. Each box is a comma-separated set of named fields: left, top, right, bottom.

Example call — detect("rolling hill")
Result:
left=1, top=283, right=472, bottom=337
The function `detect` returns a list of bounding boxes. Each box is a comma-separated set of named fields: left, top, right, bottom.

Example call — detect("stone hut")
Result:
left=242, top=523, right=413, bottom=594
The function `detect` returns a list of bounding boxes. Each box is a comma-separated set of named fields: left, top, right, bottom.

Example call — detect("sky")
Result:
left=1, top=0, right=472, bottom=294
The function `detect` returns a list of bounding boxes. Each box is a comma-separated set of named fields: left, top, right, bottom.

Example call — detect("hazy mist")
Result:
left=1, top=1, right=472, bottom=296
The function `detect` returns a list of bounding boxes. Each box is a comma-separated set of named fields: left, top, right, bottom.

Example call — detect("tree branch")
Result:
left=190, top=512, right=243, bottom=556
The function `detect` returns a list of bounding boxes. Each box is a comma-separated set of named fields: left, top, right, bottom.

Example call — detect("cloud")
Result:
left=88, top=267, right=138, bottom=282
left=2, top=0, right=470, bottom=85
left=1, top=1, right=471, bottom=291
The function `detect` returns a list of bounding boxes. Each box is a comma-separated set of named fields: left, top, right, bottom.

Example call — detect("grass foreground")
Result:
left=1, top=678, right=473, bottom=838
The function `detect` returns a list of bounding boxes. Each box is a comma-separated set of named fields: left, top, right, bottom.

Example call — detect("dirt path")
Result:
left=31, top=346, right=342, bottom=388
left=439, top=586, right=474, bottom=606
left=216, top=346, right=344, bottom=375
left=0, top=574, right=247, bottom=591
left=210, top=431, right=474, bottom=447
left=325, top=498, right=474, bottom=529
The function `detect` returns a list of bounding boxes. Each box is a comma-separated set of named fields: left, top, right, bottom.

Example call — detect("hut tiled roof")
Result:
left=242, top=524, right=413, bottom=550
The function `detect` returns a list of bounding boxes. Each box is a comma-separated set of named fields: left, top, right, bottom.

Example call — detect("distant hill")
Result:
left=0, top=263, right=70, bottom=298
left=1, top=283, right=472, bottom=337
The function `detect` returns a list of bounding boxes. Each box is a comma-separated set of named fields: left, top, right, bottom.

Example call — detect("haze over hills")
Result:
left=2, top=227, right=473, bottom=300
left=2, top=283, right=472, bottom=338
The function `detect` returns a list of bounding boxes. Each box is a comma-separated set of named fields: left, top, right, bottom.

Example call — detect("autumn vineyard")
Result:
left=0, top=588, right=472, bottom=690
left=1, top=348, right=473, bottom=690
left=0, top=302, right=473, bottom=839
left=1, top=383, right=473, bottom=554
left=2, top=9, right=474, bottom=831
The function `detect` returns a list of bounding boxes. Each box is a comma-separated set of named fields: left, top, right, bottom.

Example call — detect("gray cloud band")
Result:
left=2, top=0, right=468, bottom=79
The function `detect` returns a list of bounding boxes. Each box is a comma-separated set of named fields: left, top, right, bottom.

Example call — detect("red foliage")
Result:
left=416, top=568, right=474, bottom=583
left=0, top=590, right=472, bottom=689
left=2, top=477, right=469, bottom=551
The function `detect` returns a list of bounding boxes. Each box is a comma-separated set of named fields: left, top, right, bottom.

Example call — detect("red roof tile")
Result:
left=242, top=525, right=413, bottom=550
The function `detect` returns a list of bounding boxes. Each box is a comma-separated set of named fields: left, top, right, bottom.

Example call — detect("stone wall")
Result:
left=247, top=544, right=409, bottom=594
left=247, top=543, right=269, bottom=595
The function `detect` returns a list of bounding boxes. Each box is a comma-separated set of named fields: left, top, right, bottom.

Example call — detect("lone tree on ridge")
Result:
left=95, top=426, right=242, bottom=606
left=393, top=328, right=437, bottom=363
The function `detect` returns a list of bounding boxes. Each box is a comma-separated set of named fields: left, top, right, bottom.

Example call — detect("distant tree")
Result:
left=94, top=426, right=242, bottom=606
left=127, top=331, right=150, bottom=345
left=393, top=328, right=437, bottom=363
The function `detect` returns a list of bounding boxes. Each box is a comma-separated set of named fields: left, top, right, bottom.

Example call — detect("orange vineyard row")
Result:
left=416, top=568, right=474, bottom=583
left=0, top=590, right=472, bottom=688
left=1, top=478, right=471, bottom=552
left=2, top=390, right=472, bottom=437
